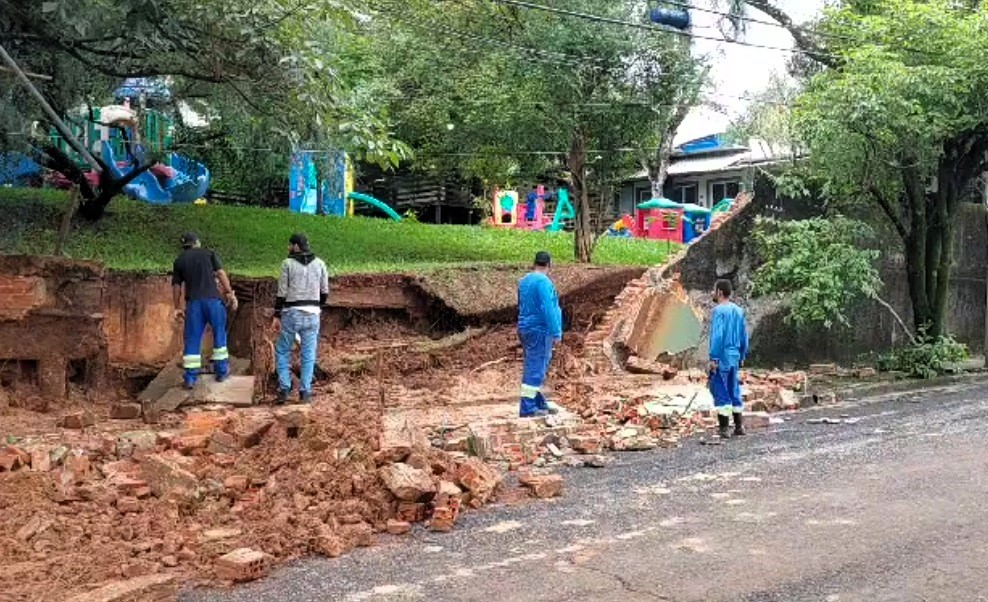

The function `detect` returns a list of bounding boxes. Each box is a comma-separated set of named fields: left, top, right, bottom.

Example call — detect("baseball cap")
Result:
left=289, top=233, right=309, bottom=249
left=534, top=251, right=552, bottom=267
left=180, top=232, right=199, bottom=247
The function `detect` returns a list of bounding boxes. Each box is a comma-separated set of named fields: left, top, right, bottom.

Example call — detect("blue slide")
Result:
left=0, top=153, right=42, bottom=186
left=101, top=141, right=210, bottom=204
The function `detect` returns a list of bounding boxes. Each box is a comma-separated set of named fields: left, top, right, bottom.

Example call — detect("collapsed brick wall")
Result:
left=585, top=193, right=756, bottom=372
left=0, top=255, right=107, bottom=397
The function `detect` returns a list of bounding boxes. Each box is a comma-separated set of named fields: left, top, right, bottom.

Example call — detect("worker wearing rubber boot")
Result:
left=707, top=279, right=749, bottom=438
left=517, top=251, right=563, bottom=418
left=272, top=233, right=330, bottom=405
left=172, top=232, right=238, bottom=389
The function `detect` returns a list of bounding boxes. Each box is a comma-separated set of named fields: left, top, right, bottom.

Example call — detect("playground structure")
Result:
left=607, top=197, right=734, bottom=244
left=289, top=150, right=402, bottom=221
left=490, top=185, right=575, bottom=232
left=0, top=78, right=211, bottom=205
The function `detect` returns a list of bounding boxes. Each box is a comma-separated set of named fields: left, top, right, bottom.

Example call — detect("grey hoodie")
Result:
left=275, top=252, right=330, bottom=317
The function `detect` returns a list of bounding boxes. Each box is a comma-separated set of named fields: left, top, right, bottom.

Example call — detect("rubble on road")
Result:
left=0, top=395, right=507, bottom=602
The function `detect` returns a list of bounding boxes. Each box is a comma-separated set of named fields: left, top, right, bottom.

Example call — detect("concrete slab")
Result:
left=192, top=376, right=255, bottom=407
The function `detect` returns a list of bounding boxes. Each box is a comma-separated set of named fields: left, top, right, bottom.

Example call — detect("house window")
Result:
left=710, top=180, right=741, bottom=205
left=636, top=187, right=652, bottom=204
left=670, top=183, right=698, bottom=205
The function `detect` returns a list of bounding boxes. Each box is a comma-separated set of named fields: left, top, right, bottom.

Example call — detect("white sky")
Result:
left=676, top=0, right=826, bottom=143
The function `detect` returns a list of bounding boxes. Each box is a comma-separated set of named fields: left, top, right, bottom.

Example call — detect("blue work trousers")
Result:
left=709, top=365, right=744, bottom=416
left=519, top=330, right=555, bottom=417
left=275, top=308, right=321, bottom=395
left=183, top=298, right=229, bottom=386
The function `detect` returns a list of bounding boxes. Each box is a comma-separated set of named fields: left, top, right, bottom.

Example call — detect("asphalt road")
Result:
left=184, top=380, right=988, bottom=602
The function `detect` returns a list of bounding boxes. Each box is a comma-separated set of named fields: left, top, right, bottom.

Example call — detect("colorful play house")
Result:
left=633, top=198, right=712, bottom=244
left=490, top=185, right=574, bottom=232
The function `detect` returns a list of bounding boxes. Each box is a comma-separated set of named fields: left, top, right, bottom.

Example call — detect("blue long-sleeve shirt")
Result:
left=709, top=302, right=749, bottom=369
left=518, top=272, right=563, bottom=338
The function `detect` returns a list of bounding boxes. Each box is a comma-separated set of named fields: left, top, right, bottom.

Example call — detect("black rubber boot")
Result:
left=275, top=389, right=290, bottom=406
left=718, top=414, right=732, bottom=439
left=733, top=412, right=746, bottom=437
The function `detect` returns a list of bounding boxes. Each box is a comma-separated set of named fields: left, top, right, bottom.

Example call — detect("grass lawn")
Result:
left=0, top=189, right=678, bottom=276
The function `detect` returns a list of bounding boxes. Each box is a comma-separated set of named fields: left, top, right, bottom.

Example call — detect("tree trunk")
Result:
left=647, top=104, right=690, bottom=199
left=569, top=128, right=593, bottom=263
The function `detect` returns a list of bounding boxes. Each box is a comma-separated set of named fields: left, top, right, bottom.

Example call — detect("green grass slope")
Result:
left=0, top=189, right=677, bottom=276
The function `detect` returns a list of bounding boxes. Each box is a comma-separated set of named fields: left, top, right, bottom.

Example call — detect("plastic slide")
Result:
left=101, top=141, right=210, bottom=204
left=346, top=191, right=402, bottom=221
left=546, top=188, right=575, bottom=233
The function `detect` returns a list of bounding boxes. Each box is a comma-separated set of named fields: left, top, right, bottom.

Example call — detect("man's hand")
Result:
left=707, top=359, right=719, bottom=374
left=270, top=317, right=281, bottom=333
left=174, top=308, right=186, bottom=323
left=225, top=293, right=239, bottom=312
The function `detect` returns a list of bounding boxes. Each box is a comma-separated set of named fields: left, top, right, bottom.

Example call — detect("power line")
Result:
left=489, top=0, right=842, bottom=60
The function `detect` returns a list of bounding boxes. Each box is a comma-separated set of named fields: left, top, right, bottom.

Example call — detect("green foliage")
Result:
left=0, top=189, right=675, bottom=275
left=751, top=216, right=881, bottom=328
left=878, top=334, right=968, bottom=379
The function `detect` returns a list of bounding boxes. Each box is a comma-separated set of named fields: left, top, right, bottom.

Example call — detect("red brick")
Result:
left=182, top=412, right=227, bottom=437
left=58, top=410, right=95, bottom=430
left=430, top=506, right=455, bottom=532
left=525, top=474, right=564, bottom=499
left=0, top=447, right=22, bottom=471
left=395, top=502, right=427, bottom=523
left=224, top=475, right=249, bottom=492
left=30, top=448, right=51, bottom=472
left=171, top=435, right=210, bottom=454
left=109, top=403, right=142, bottom=420
left=455, top=458, right=502, bottom=506
left=116, top=496, right=141, bottom=514
left=215, top=548, right=272, bottom=582
left=141, top=453, right=200, bottom=501
left=385, top=520, right=412, bottom=535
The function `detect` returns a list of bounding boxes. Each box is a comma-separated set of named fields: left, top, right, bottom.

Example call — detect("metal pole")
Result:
left=0, top=43, right=102, bottom=173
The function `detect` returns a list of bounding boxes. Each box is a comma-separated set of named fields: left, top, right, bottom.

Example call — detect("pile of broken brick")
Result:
left=0, top=402, right=526, bottom=599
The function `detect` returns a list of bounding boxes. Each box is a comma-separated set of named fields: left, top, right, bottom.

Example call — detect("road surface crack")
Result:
left=579, top=565, right=672, bottom=600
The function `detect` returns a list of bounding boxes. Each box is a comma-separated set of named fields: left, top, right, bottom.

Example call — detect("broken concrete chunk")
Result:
left=455, top=457, right=502, bottom=506
left=58, top=410, right=95, bottom=430
left=378, top=463, right=437, bottom=502
left=63, top=574, right=177, bottom=602
left=386, top=520, right=412, bottom=535
left=141, top=453, right=200, bottom=501
left=108, top=403, right=142, bottom=420
left=524, top=474, right=564, bottom=499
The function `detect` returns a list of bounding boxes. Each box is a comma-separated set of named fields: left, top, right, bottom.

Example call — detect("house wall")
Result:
left=618, top=168, right=751, bottom=215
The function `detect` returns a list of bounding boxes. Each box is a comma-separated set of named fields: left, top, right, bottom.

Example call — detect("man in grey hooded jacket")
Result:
left=272, top=233, right=330, bottom=404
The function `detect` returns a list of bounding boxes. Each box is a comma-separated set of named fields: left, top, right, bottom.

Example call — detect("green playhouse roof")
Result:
left=637, top=197, right=682, bottom=210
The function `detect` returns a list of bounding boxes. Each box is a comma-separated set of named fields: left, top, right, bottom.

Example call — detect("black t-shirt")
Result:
left=172, top=248, right=222, bottom=301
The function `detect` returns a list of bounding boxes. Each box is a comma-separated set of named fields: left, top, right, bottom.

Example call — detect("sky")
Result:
left=675, top=0, right=827, bottom=143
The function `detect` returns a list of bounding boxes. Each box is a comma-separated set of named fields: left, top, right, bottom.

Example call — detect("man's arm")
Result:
left=739, top=310, right=750, bottom=361
left=171, top=259, right=185, bottom=315
left=274, top=260, right=289, bottom=318
left=211, top=251, right=234, bottom=297
left=540, top=280, right=563, bottom=340
left=709, top=309, right=725, bottom=363
left=318, top=260, right=330, bottom=307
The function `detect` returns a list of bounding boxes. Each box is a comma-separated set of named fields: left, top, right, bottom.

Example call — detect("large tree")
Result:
left=731, top=0, right=988, bottom=338
left=367, top=0, right=706, bottom=261
left=0, top=0, right=407, bottom=217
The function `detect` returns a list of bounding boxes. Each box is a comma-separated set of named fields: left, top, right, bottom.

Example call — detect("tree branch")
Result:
left=868, top=184, right=909, bottom=240
left=743, top=0, right=838, bottom=68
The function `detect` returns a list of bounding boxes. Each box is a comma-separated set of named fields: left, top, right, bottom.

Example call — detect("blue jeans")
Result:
left=519, top=329, right=555, bottom=417
left=275, top=308, right=321, bottom=394
left=183, top=298, right=229, bottom=387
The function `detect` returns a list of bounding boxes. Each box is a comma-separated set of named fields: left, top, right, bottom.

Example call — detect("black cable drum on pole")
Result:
left=649, top=6, right=692, bottom=30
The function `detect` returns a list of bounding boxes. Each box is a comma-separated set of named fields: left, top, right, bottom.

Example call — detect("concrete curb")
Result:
left=832, top=372, right=988, bottom=401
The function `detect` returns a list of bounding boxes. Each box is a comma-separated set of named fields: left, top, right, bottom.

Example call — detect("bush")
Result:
left=877, top=334, right=968, bottom=379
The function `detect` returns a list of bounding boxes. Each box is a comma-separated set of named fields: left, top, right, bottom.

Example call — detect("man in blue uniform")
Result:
left=517, top=251, right=563, bottom=417
left=172, top=232, right=238, bottom=389
left=708, top=279, right=749, bottom=438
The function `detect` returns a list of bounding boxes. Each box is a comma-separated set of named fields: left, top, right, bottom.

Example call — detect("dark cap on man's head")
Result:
left=534, top=251, right=552, bottom=267
left=180, top=232, right=199, bottom=248
left=289, top=233, right=309, bottom=249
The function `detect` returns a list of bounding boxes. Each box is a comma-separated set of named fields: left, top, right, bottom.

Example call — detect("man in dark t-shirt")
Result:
left=172, top=232, right=237, bottom=389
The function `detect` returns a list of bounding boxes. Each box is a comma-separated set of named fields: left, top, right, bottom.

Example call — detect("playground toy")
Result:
left=3, top=77, right=212, bottom=204
left=605, top=198, right=713, bottom=244
left=289, top=149, right=401, bottom=220
left=490, top=185, right=575, bottom=232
